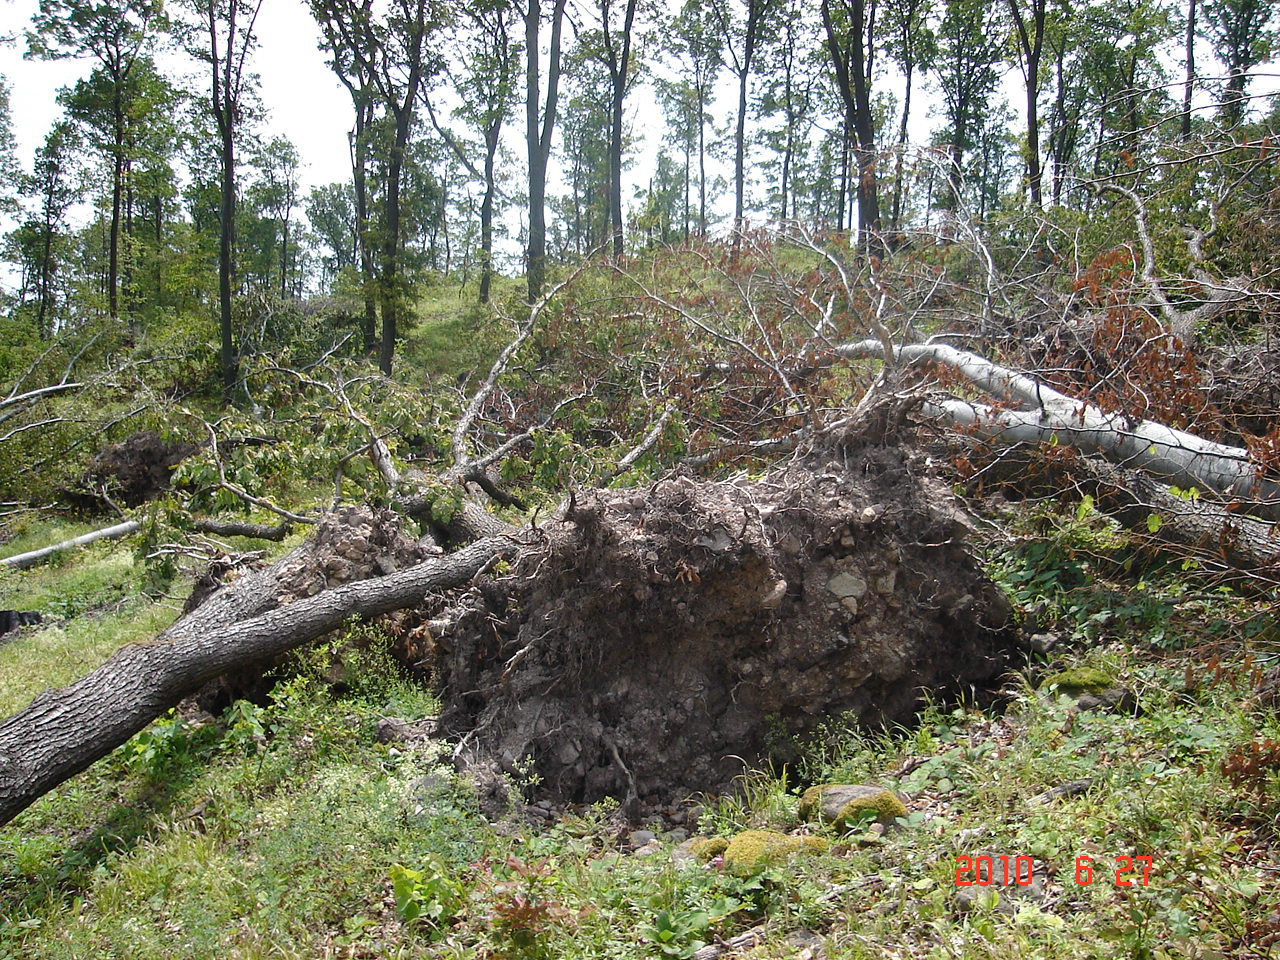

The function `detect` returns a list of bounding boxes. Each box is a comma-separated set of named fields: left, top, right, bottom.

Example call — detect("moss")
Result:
left=799, top=784, right=907, bottom=828
left=721, top=830, right=826, bottom=876
left=688, top=836, right=729, bottom=861
left=1041, top=667, right=1114, bottom=696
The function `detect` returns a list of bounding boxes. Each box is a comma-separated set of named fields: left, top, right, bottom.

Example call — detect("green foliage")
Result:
left=389, top=858, right=463, bottom=930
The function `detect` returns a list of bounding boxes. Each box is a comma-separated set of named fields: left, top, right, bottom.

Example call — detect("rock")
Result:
left=786, top=928, right=826, bottom=959
left=685, top=836, right=729, bottom=862
left=722, top=830, right=827, bottom=876
left=629, top=829, right=658, bottom=848
left=954, top=885, right=1015, bottom=916
left=1021, top=632, right=1059, bottom=654
left=953, top=865, right=1048, bottom=916
left=666, top=827, right=689, bottom=843
left=1040, top=667, right=1114, bottom=697
left=633, top=840, right=664, bottom=858
left=760, top=579, right=788, bottom=608
left=1075, top=686, right=1138, bottom=716
left=1029, top=778, right=1094, bottom=804
left=376, top=716, right=437, bottom=743
left=826, top=572, right=868, bottom=600
left=799, top=784, right=907, bottom=828
left=0, top=611, right=42, bottom=639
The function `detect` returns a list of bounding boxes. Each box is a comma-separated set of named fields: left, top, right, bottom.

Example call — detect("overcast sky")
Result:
left=1, top=0, right=1276, bottom=243
left=1, top=0, right=356, bottom=189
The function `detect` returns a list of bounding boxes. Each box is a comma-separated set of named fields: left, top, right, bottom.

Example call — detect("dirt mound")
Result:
left=406, top=425, right=1018, bottom=815
left=82, top=431, right=198, bottom=507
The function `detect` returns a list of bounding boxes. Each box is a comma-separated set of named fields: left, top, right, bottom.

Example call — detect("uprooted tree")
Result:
left=2, top=200, right=1279, bottom=826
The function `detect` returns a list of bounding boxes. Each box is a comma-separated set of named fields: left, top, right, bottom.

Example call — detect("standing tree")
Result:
left=712, top=0, right=781, bottom=237
left=582, top=0, right=641, bottom=258
left=312, top=0, right=381, bottom=355
left=524, top=0, right=568, bottom=301
left=58, top=56, right=180, bottom=326
left=430, top=0, right=521, bottom=303
left=306, top=181, right=358, bottom=286
left=881, top=0, right=934, bottom=229
left=184, top=0, right=262, bottom=404
left=663, top=0, right=723, bottom=237
left=1199, top=0, right=1277, bottom=127
left=12, top=122, right=83, bottom=337
left=758, top=7, right=820, bottom=224
left=247, top=136, right=303, bottom=297
left=27, top=0, right=165, bottom=325
left=0, top=78, right=18, bottom=216
left=1005, top=0, right=1047, bottom=207
left=310, top=0, right=440, bottom=376
left=556, top=49, right=613, bottom=254
left=932, top=0, right=1004, bottom=215
left=1182, top=0, right=1197, bottom=137
left=821, top=0, right=881, bottom=246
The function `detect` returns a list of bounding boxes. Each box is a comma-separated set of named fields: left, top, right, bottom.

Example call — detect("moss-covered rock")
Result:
left=722, top=829, right=826, bottom=876
left=687, top=836, right=729, bottom=861
left=799, top=784, right=908, bottom=828
left=1040, top=667, right=1114, bottom=696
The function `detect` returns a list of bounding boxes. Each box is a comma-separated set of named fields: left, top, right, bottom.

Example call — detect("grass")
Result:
left=400, top=277, right=524, bottom=382
left=1, top=509, right=1278, bottom=959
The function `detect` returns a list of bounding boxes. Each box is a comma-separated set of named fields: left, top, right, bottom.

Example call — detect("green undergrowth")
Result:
left=1, top=502, right=1278, bottom=958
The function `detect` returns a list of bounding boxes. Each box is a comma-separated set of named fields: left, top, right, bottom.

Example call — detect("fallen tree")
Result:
left=0, top=506, right=513, bottom=827
left=0, top=519, right=141, bottom=570
left=837, top=340, right=1280, bottom=523
left=0, top=407, right=1024, bottom=827
left=3, top=231, right=1277, bottom=832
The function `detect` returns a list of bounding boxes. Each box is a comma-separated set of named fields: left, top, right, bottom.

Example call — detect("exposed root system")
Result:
left=401, top=421, right=1018, bottom=814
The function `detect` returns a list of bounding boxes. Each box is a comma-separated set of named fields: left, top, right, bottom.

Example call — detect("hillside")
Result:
left=2, top=224, right=1279, bottom=957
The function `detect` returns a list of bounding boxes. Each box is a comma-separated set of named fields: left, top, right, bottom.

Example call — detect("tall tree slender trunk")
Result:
left=479, top=121, right=500, bottom=303
left=733, top=60, right=750, bottom=235
left=349, top=112, right=378, bottom=354
left=1006, top=0, right=1045, bottom=208
left=822, top=0, right=881, bottom=249
left=109, top=90, right=124, bottom=324
left=525, top=0, right=567, bottom=303
left=1181, top=0, right=1195, bottom=138
left=602, top=0, right=638, bottom=260
left=217, top=114, right=236, bottom=402
left=890, top=61, right=913, bottom=230
left=698, top=83, right=708, bottom=236
left=378, top=100, right=416, bottom=377
left=210, top=11, right=239, bottom=406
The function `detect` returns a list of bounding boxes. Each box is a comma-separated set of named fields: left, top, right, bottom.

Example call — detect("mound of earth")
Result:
left=400, top=424, right=1019, bottom=814
left=80, top=430, right=199, bottom=507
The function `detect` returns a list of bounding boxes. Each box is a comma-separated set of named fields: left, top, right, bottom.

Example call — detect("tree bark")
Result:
left=0, top=528, right=513, bottom=828
left=0, top=520, right=141, bottom=570
left=525, top=0, right=567, bottom=302
left=839, top=339, right=1280, bottom=523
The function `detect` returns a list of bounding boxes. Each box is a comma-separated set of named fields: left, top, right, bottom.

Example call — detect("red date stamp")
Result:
left=955, top=855, right=1154, bottom=887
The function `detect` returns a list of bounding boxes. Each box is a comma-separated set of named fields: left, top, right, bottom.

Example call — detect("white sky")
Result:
left=0, top=0, right=1276, bottom=245
left=0, top=0, right=356, bottom=189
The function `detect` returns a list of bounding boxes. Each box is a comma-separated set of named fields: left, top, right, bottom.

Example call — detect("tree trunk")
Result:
left=479, top=121, right=500, bottom=304
left=0, top=508, right=512, bottom=829
left=525, top=0, right=566, bottom=303
left=838, top=339, right=1280, bottom=523
left=0, top=520, right=141, bottom=570
left=1181, top=0, right=1195, bottom=139
left=378, top=117, right=408, bottom=377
